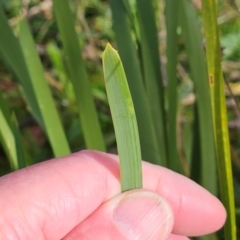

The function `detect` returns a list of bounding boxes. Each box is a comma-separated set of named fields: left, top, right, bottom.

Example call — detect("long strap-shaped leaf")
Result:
left=109, top=0, right=162, bottom=165
left=52, top=0, right=105, bottom=151
left=17, top=17, right=71, bottom=157
left=165, top=0, right=183, bottom=173
left=136, top=0, right=168, bottom=167
left=0, top=7, right=43, bottom=127
left=0, top=8, right=70, bottom=158
left=0, top=93, right=17, bottom=170
left=103, top=44, right=142, bottom=192
left=0, top=92, right=29, bottom=170
left=202, top=0, right=236, bottom=239
left=179, top=0, right=216, bottom=194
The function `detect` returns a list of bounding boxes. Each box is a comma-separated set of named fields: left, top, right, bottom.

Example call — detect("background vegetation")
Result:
left=0, top=0, right=240, bottom=239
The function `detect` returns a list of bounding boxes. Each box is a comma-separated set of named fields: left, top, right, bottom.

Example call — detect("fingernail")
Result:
left=113, top=190, right=174, bottom=240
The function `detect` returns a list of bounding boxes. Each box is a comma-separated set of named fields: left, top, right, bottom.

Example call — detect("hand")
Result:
left=0, top=151, right=226, bottom=240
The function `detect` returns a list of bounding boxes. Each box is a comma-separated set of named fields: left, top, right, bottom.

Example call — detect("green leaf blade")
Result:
left=52, top=0, right=106, bottom=152
left=179, top=0, right=217, bottom=194
left=165, top=0, right=183, bottom=173
left=17, top=17, right=70, bottom=157
left=0, top=93, right=17, bottom=170
left=0, top=7, right=43, bottom=127
left=103, top=43, right=142, bottom=192
left=202, top=0, right=236, bottom=239
left=109, top=0, right=162, bottom=165
left=136, top=0, right=168, bottom=167
left=0, top=92, right=28, bottom=170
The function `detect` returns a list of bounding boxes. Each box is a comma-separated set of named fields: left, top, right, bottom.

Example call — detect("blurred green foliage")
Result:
left=0, top=0, right=115, bottom=167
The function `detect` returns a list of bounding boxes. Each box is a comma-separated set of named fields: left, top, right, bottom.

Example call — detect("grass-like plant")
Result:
left=0, top=0, right=238, bottom=238
left=202, top=1, right=236, bottom=238
left=103, top=43, right=142, bottom=192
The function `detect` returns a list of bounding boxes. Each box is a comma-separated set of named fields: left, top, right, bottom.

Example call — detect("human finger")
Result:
left=63, top=190, right=174, bottom=240
left=167, top=234, right=190, bottom=240
left=0, top=150, right=226, bottom=239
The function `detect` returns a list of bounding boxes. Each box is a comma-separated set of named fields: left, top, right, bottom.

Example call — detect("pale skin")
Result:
left=0, top=151, right=226, bottom=240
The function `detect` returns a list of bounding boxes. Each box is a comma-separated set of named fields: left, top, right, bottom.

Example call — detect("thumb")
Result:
left=64, top=189, right=174, bottom=240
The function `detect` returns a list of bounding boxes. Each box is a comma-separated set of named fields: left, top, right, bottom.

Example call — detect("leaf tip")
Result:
left=103, top=43, right=118, bottom=58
